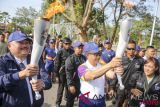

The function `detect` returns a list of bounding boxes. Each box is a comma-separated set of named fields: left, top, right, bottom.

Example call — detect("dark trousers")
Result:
left=56, top=74, right=68, bottom=105
left=115, top=89, right=126, bottom=107
left=66, top=90, right=77, bottom=107
left=66, top=83, right=80, bottom=107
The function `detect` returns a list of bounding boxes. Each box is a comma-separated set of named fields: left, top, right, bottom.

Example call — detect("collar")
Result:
left=130, top=57, right=135, bottom=61
left=14, top=57, right=27, bottom=65
left=86, top=60, right=100, bottom=69
left=4, top=52, right=30, bottom=64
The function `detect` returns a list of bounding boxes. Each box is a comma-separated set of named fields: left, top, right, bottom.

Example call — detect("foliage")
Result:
left=11, top=7, right=38, bottom=34
left=0, top=11, right=10, bottom=23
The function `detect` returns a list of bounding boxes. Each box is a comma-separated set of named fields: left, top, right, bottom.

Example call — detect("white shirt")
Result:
left=14, top=57, right=33, bottom=105
left=80, top=60, right=105, bottom=99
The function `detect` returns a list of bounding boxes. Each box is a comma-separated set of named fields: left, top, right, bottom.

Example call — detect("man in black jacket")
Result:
left=110, top=40, right=144, bottom=107
left=54, top=37, right=74, bottom=107
left=65, top=41, right=86, bottom=107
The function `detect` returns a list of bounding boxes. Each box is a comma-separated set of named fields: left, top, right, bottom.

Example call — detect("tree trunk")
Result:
left=102, top=11, right=107, bottom=38
left=111, top=23, right=119, bottom=43
left=79, top=28, right=88, bottom=42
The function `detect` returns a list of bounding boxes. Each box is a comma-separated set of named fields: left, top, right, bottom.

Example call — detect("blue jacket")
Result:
left=0, top=53, right=52, bottom=107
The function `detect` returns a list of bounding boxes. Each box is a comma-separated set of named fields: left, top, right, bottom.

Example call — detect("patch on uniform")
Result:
left=8, top=68, right=18, bottom=71
left=135, top=63, right=140, bottom=68
left=155, top=83, right=160, bottom=91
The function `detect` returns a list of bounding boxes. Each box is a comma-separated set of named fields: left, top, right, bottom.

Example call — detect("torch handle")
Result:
left=116, top=73, right=125, bottom=90
left=32, top=76, right=42, bottom=100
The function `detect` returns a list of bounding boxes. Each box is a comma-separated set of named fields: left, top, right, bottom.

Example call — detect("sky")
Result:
left=0, top=0, right=159, bottom=18
left=0, top=0, right=43, bottom=17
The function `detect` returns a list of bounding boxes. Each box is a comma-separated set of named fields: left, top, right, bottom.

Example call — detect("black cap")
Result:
left=63, top=37, right=72, bottom=43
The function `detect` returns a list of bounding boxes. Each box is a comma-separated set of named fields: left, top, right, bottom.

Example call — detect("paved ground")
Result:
left=42, top=83, right=114, bottom=107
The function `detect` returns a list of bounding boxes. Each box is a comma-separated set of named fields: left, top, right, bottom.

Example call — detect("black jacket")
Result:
left=128, top=72, right=160, bottom=107
left=54, top=48, right=74, bottom=76
left=110, top=56, right=144, bottom=90
left=65, top=54, right=86, bottom=86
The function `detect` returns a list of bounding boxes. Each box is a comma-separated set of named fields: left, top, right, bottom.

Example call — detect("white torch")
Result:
left=30, top=18, right=50, bottom=100
left=116, top=17, right=132, bottom=90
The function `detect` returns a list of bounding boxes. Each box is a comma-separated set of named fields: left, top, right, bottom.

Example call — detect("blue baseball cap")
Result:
left=136, top=45, right=141, bottom=51
left=104, top=39, right=111, bottom=44
left=72, top=41, right=84, bottom=48
left=8, top=31, right=31, bottom=43
left=101, top=50, right=115, bottom=63
left=49, top=39, right=56, bottom=44
left=83, top=42, right=99, bottom=54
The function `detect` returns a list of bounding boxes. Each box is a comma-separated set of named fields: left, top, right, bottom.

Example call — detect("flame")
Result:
left=123, top=0, right=135, bottom=9
left=43, top=1, right=65, bottom=20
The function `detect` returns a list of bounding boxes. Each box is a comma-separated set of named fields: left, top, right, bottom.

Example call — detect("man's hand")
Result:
left=68, top=86, right=76, bottom=94
left=19, top=64, right=39, bottom=79
left=131, top=88, right=143, bottom=96
left=30, top=79, right=45, bottom=91
left=108, top=89, right=115, bottom=97
left=114, top=66, right=124, bottom=76
left=109, top=57, right=122, bottom=68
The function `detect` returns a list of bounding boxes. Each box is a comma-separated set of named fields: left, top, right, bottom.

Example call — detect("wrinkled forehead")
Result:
left=127, top=43, right=136, bottom=48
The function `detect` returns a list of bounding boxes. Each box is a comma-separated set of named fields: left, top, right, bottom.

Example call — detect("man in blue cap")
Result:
left=77, top=42, right=123, bottom=107
left=0, top=31, right=52, bottom=107
left=100, top=40, right=115, bottom=64
left=65, top=41, right=86, bottom=107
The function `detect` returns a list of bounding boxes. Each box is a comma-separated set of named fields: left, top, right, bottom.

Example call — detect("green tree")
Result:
left=12, top=7, right=38, bottom=34
left=42, top=0, right=112, bottom=42
left=0, top=11, right=10, bottom=24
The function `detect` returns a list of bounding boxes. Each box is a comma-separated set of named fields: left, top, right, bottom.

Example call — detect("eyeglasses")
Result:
left=127, top=47, right=135, bottom=50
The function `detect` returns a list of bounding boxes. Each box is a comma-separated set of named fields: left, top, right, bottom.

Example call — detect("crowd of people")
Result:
left=0, top=30, right=160, bottom=107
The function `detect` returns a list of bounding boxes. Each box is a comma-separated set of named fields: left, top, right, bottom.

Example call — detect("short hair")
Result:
left=146, top=46, right=155, bottom=50
left=128, top=40, right=136, bottom=45
left=0, top=33, right=5, bottom=37
left=144, top=58, right=159, bottom=75
left=57, top=35, right=62, bottom=38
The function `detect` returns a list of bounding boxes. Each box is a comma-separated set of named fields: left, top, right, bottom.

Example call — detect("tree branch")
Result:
left=82, top=0, right=94, bottom=27
left=102, top=0, right=112, bottom=11
left=70, top=0, right=76, bottom=21
left=90, top=0, right=112, bottom=24
left=83, top=0, right=90, bottom=18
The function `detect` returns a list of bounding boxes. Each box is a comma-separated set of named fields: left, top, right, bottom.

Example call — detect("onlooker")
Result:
left=3, top=31, right=10, bottom=42
left=135, top=45, right=141, bottom=56
left=43, top=39, right=57, bottom=82
left=100, top=40, right=115, bottom=64
left=138, top=49, right=146, bottom=58
left=128, top=58, right=160, bottom=107
left=54, top=37, right=74, bottom=107
left=0, top=33, right=7, bottom=56
left=110, top=40, right=144, bottom=107
left=65, top=41, right=86, bottom=107
left=144, top=46, right=156, bottom=60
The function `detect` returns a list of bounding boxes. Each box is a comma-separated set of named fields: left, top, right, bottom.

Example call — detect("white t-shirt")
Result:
left=78, top=60, right=105, bottom=99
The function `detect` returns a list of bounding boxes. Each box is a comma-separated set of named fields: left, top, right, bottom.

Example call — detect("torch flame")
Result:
left=43, top=1, right=65, bottom=20
left=123, top=0, right=135, bottom=9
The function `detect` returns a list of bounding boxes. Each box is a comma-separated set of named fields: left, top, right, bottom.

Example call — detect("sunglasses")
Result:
left=64, top=43, right=71, bottom=45
left=127, top=47, right=135, bottom=50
